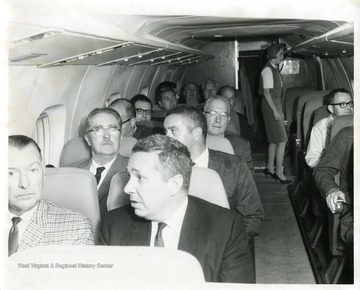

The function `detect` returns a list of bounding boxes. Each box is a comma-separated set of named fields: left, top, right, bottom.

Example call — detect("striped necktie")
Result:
left=9, top=217, right=22, bottom=256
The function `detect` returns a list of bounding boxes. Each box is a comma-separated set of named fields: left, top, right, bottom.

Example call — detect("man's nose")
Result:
left=102, top=128, right=111, bottom=138
left=19, top=172, right=30, bottom=189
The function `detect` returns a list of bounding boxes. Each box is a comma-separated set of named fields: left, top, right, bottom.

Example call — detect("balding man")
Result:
left=109, top=98, right=137, bottom=137
left=202, top=79, right=218, bottom=102
left=204, top=95, right=254, bottom=177
left=219, top=86, right=252, bottom=141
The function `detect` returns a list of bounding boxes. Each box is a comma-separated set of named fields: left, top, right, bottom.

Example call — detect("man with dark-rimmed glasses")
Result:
left=69, top=107, right=129, bottom=217
left=305, top=88, right=353, bottom=168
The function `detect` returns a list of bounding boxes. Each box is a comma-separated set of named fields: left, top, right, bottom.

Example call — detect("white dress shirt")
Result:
left=89, top=157, right=117, bottom=189
left=193, top=147, right=209, bottom=168
left=150, top=197, right=188, bottom=249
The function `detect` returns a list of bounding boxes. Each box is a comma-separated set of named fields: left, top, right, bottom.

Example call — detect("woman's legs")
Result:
left=275, top=141, right=287, bottom=179
left=266, top=143, right=277, bottom=173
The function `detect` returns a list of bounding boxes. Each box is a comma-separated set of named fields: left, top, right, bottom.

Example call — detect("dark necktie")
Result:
left=9, top=217, right=22, bottom=256
left=154, top=222, right=167, bottom=247
left=95, top=166, right=106, bottom=184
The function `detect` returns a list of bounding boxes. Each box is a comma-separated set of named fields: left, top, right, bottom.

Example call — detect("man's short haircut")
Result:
left=165, top=105, right=207, bottom=137
left=9, top=135, right=42, bottom=160
left=204, top=95, right=231, bottom=113
left=325, top=88, right=351, bottom=105
left=130, top=94, right=153, bottom=109
left=201, top=79, right=218, bottom=91
left=218, top=85, right=235, bottom=97
left=132, top=134, right=192, bottom=191
left=84, top=107, right=122, bottom=133
left=155, top=81, right=177, bottom=106
left=182, top=82, right=199, bottom=94
left=109, top=98, right=136, bottom=119
left=266, top=43, right=286, bottom=60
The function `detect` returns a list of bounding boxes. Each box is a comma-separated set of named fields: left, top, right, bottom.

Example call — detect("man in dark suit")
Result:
left=8, top=135, right=94, bottom=256
left=164, top=105, right=264, bottom=239
left=204, top=95, right=254, bottom=176
left=69, top=108, right=128, bottom=217
left=100, top=135, right=254, bottom=283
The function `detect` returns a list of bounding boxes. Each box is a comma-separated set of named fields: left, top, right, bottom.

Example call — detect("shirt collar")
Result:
left=161, top=197, right=188, bottom=230
left=9, top=201, right=39, bottom=223
left=91, top=155, right=117, bottom=171
left=193, top=147, right=209, bottom=168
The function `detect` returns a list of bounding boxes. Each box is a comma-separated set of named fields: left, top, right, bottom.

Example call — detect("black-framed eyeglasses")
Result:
left=330, top=101, right=354, bottom=108
left=87, top=125, right=121, bottom=136
left=136, top=108, right=152, bottom=115
left=204, top=111, right=230, bottom=120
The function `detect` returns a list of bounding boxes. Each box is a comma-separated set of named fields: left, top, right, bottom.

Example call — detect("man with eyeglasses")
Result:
left=204, top=96, right=255, bottom=177
left=163, top=105, right=264, bottom=242
left=305, top=88, right=354, bottom=168
left=69, top=108, right=129, bottom=217
left=130, top=94, right=153, bottom=123
left=109, top=98, right=137, bottom=137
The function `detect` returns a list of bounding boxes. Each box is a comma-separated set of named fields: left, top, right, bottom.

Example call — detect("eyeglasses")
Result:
left=205, top=111, right=230, bottom=120
left=136, top=108, right=152, bottom=115
left=330, top=101, right=354, bottom=108
left=87, top=125, right=121, bottom=136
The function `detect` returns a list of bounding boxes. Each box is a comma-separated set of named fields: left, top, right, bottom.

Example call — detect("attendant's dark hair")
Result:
left=165, top=105, right=207, bottom=137
left=130, top=94, right=153, bottom=109
left=266, top=43, right=286, bottom=60
left=325, top=88, right=351, bottom=105
left=84, top=107, right=122, bottom=133
left=132, top=134, right=192, bottom=191
left=9, top=135, right=42, bottom=160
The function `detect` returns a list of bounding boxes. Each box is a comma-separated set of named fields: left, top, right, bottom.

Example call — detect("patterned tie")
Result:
left=95, top=167, right=106, bottom=184
left=154, top=222, right=167, bottom=247
left=9, top=217, right=22, bottom=256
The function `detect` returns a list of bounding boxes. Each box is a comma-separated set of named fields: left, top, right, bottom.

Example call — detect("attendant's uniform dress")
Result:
left=259, top=62, right=287, bottom=143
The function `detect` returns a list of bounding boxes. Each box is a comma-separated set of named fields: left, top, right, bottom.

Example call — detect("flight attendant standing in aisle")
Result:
left=260, top=43, right=290, bottom=184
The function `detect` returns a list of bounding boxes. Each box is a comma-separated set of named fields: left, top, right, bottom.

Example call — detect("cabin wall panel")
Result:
left=136, top=65, right=159, bottom=99
left=182, top=41, right=236, bottom=88
left=122, top=66, right=148, bottom=100
left=148, top=65, right=168, bottom=104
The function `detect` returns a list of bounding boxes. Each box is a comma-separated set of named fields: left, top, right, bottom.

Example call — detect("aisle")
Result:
left=254, top=173, right=316, bottom=284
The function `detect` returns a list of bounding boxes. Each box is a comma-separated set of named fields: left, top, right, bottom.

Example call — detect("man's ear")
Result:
left=168, top=174, right=184, bottom=196
left=192, top=127, right=202, bottom=142
left=327, top=104, right=333, bottom=114
left=84, top=134, right=91, bottom=146
left=158, top=100, right=163, bottom=109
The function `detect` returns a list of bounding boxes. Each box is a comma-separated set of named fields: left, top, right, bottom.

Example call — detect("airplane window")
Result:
left=32, top=105, right=66, bottom=167
left=281, top=59, right=300, bottom=74
left=32, top=112, right=51, bottom=165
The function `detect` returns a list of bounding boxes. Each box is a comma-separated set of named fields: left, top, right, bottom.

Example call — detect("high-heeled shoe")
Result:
left=273, top=173, right=291, bottom=184
left=263, top=168, right=275, bottom=178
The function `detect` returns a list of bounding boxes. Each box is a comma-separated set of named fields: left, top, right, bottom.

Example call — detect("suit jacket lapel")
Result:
left=130, top=220, right=151, bottom=246
left=18, top=200, right=47, bottom=251
left=178, top=198, right=202, bottom=254
left=98, top=154, right=128, bottom=201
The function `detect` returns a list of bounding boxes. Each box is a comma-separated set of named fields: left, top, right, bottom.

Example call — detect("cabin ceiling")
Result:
left=8, top=14, right=354, bottom=67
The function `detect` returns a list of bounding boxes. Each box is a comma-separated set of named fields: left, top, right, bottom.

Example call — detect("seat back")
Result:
left=206, top=135, right=234, bottom=155
left=330, top=114, right=353, bottom=140
left=43, top=167, right=100, bottom=243
left=296, top=90, right=330, bottom=146
left=107, top=171, right=130, bottom=211
left=60, top=136, right=137, bottom=166
left=189, top=167, right=230, bottom=209
left=312, top=105, right=329, bottom=125
left=284, top=86, right=314, bottom=124
left=302, top=97, right=326, bottom=149
left=7, top=246, right=205, bottom=289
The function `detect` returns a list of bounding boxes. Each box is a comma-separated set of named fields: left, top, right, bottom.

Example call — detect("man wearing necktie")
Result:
left=8, top=135, right=94, bottom=256
left=69, top=107, right=129, bottom=217
left=100, top=135, right=254, bottom=283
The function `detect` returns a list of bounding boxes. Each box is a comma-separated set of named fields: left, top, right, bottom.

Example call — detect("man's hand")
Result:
left=326, top=190, right=345, bottom=213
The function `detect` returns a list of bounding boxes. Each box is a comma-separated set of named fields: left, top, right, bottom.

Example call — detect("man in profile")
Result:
left=204, top=95, right=254, bottom=176
left=100, top=135, right=254, bottom=283
left=69, top=108, right=128, bottom=216
left=8, top=135, right=94, bottom=256
left=163, top=105, right=264, bottom=239
left=305, top=88, right=353, bottom=168
left=109, top=98, right=137, bottom=137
